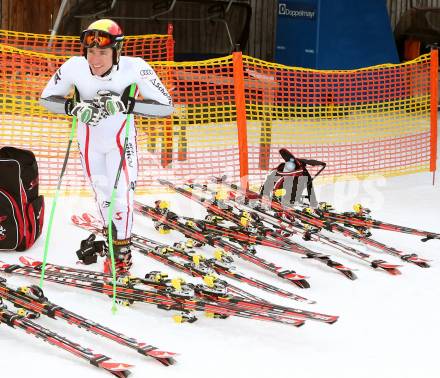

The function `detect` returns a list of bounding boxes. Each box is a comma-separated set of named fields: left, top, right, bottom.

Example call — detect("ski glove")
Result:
left=66, top=100, right=105, bottom=127
left=94, top=90, right=127, bottom=116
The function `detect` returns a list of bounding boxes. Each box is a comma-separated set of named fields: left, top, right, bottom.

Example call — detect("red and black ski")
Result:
left=0, top=277, right=176, bottom=366
left=0, top=292, right=132, bottom=377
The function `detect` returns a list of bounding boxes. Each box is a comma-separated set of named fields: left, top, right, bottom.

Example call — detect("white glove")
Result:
left=70, top=102, right=105, bottom=127
left=94, top=90, right=126, bottom=116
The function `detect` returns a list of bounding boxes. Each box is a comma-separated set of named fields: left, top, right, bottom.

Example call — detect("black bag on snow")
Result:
left=0, top=147, right=45, bottom=251
left=260, top=148, right=326, bottom=208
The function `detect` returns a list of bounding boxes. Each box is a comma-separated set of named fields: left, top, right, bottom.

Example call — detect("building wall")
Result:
left=245, top=0, right=437, bottom=61
left=387, top=0, right=440, bottom=29
left=0, top=0, right=436, bottom=60
left=245, top=0, right=278, bottom=61
left=1, top=0, right=65, bottom=33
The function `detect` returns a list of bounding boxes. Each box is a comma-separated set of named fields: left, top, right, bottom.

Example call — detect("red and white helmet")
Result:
left=80, top=19, right=124, bottom=65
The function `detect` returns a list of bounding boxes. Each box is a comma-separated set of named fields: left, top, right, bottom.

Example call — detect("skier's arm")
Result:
left=131, top=59, right=174, bottom=117
left=39, top=58, right=76, bottom=114
left=39, top=95, right=69, bottom=114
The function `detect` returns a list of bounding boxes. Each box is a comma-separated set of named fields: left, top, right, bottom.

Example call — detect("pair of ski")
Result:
left=0, top=276, right=176, bottom=377
left=0, top=256, right=337, bottom=328
left=73, top=213, right=315, bottom=304
left=316, top=203, right=440, bottom=242
left=210, top=177, right=431, bottom=268
left=184, top=181, right=403, bottom=275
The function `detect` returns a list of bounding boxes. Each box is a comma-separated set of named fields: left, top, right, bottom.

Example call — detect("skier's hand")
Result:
left=94, top=90, right=127, bottom=116
left=67, top=101, right=106, bottom=127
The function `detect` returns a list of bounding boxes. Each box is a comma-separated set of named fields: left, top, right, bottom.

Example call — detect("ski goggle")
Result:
left=80, top=30, right=119, bottom=48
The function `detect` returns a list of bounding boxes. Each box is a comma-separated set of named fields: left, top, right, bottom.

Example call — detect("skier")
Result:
left=260, top=148, right=326, bottom=208
left=40, top=19, right=173, bottom=275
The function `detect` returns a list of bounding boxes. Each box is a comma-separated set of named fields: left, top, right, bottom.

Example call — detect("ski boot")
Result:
left=76, top=234, right=107, bottom=265
left=103, top=238, right=133, bottom=277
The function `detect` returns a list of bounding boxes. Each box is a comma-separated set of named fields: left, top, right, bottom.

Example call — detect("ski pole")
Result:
left=39, top=103, right=78, bottom=288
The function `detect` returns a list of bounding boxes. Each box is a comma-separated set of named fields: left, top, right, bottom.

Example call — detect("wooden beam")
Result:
left=1, top=0, right=10, bottom=30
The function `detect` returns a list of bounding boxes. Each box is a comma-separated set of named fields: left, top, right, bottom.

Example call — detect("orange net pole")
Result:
left=430, top=49, right=438, bottom=174
left=232, top=51, right=249, bottom=190
left=166, top=24, right=175, bottom=62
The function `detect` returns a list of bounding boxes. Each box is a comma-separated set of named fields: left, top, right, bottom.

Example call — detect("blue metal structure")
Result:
left=275, top=0, right=399, bottom=69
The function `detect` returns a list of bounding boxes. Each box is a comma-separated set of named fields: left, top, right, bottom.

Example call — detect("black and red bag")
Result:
left=260, top=148, right=326, bottom=207
left=0, top=147, right=44, bottom=251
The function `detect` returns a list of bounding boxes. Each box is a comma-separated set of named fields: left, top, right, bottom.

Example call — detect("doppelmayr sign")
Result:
left=278, top=2, right=316, bottom=20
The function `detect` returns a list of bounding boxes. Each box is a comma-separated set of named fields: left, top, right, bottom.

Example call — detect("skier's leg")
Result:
left=102, top=136, right=138, bottom=275
left=77, top=126, right=109, bottom=225
left=106, top=138, right=137, bottom=239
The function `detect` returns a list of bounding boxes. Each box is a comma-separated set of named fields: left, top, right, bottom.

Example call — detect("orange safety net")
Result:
left=241, top=52, right=437, bottom=184
left=0, top=40, right=437, bottom=196
left=0, top=29, right=174, bottom=61
left=0, top=44, right=241, bottom=195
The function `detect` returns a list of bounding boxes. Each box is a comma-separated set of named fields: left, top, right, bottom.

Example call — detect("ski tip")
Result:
left=294, top=279, right=311, bottom=289
left=72, top=214, right=90, bottom=228
left=343, top=270, right=357, bottom=280
left=414, top=261, right=431, bottom=268
left=277, top=271, right=311, bottom=288
left=402, top=255, right=431, bottom=268
left=155, top=357, right=177, bottom=366
left=109, top=370, right=131, bottom=378
left=327, top=316, right=339, bottom=324
left=145, top=349, right=177, bottom=358
left=293, top=319, right=306, bottom=327
left=145, top=349, right=178, bottom=366
left=373, top=263, right=402, bottom=275
left=421, top=234, right=440, bottom=242
left=73, top=213, right=103, bottom=231
left=19, top=256, right=38, bottom=267
left=98, top=361, right=133, bottom=377
left=334, top=266, right=357, bottom=280
left=82, top=213, right=96, bottom=222
left=371, top=260, right=402, bottom=274
left=385, top=268, right=402, bottom=275
left=0, top=261, right=11, bottom=269
left=71, top=214, right=81, bottom=223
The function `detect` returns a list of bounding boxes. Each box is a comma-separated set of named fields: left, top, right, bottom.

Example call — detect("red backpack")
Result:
left=0, top=147, right=44, bottom=251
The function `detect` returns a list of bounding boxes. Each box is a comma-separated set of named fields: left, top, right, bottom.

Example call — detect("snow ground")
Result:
left=0, top=171, right=439, bottom=378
